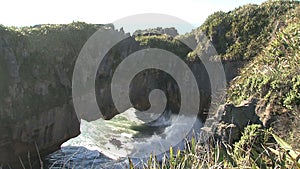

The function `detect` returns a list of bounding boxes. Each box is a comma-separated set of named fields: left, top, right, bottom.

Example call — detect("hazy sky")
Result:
left=1, top=0, right=265, bottom=33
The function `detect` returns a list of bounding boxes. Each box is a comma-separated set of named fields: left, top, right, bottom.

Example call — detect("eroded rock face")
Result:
left=0, top=104, right=79, bottom=168
left=132, top=27, right=179, bottom=37
left=202, top=98, right=263, bottom=144
left=0, top=24, right=101, bottom=168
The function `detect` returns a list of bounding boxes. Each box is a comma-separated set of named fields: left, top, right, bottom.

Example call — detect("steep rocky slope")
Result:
left=0, top=23, right=102, bottom=168
left=228, top=6, right=300, bottom=145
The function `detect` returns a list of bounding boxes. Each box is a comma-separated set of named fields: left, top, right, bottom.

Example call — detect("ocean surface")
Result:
left=44, top=108, right=202, bottom=169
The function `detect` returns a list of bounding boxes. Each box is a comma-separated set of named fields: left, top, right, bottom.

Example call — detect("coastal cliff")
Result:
left=0, top=1, right=299, bottom=168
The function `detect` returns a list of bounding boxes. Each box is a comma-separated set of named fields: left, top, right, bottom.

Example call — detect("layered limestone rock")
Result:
left=0, top=23, right=101, bottom=168
left=133, top=27, right=179, bottom=37
left=200, top=98, right=283, bottom=144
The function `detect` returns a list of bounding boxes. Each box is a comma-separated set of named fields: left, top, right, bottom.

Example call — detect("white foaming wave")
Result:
left=128, top=114, right=203, bottom=158
left=62, top=108, right=203, bottom=160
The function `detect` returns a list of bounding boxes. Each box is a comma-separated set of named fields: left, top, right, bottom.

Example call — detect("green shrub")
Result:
left=135, top=35, right=192, bottom=59
left=179, top=0, right=299, bottom=61
left=228, top=21, right=300, bottom=111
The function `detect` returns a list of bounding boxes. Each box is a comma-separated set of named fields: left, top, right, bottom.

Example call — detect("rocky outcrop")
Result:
left=201, top=98, right=263, bottom=144
left=0, top=23, right=101, bottom=168
left=133, top=27, right=179, bottom=37
left=215, top=98, right=262, bottom=143
left=0, top=104, right=79, bottom=168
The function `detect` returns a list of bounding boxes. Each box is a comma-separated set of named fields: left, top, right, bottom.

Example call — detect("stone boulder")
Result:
left=201, top=98, right=262, bottom=144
